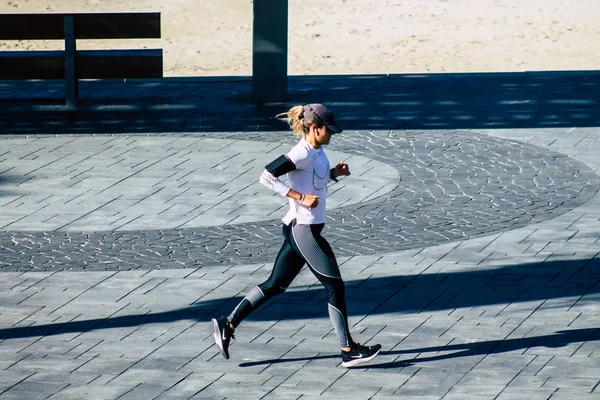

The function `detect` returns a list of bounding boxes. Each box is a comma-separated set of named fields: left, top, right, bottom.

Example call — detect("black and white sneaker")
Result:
left=340, top=342, right=381, bottom=367
left=212, top=317, right=235, bottom=359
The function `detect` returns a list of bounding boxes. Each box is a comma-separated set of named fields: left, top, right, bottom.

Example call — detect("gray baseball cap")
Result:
left=304, top=104, right=343, bottom=133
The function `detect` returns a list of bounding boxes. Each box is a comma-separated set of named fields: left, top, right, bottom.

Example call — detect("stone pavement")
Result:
left=0, top=72, right=599, bottom=399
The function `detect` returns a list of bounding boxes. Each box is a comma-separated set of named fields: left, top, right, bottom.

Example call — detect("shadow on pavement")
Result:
left=236, top=328, right=600, bottom=368
left=1, top=70, right=599, bottom=134
left=0, top=258, right=597, bottom=341
left=0, top=174, right=25, bottom=198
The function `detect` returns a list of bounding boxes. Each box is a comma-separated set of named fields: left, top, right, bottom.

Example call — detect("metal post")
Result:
left=252, top=0, right=288, bottom=103
left=64, top=15, right=78, bottom=105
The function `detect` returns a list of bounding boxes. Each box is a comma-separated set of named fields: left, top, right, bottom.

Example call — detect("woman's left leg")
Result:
left=288, top=223, right=353, bottom=348
left=289, top=223, right=382, bottom=367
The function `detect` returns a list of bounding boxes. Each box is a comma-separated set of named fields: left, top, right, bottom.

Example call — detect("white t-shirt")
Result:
left=282, top=138, right=331, bottom=225
left=259, top=138, right=332, bottom=225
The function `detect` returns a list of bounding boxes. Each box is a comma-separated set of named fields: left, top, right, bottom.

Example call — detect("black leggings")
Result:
left=228, top=220, right=353, bottom=347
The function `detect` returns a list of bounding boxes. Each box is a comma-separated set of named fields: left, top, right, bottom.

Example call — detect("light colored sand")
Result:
left=1, top=0, right=599, bottom=76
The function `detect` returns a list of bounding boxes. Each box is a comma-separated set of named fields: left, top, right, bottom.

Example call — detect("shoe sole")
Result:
left=211, top=318, right=229, bottom=360
left=341, top=348, right=381, bottom=368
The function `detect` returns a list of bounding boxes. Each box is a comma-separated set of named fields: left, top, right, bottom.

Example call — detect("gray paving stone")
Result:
left=548, top=391, right=600, bottom=400
left=2, top=128, right=599, bottom=270
left=45, top=384, right=134, bottom=400
left=1, top=77, right=600, bottom=399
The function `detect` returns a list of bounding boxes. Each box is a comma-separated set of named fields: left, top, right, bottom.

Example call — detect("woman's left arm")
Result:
left=330, top=161, right=351, bottom=182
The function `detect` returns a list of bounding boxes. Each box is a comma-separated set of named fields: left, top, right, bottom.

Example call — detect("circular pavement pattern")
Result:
left=0, top=136, right=398, bottom=231
left=0, top=130, right=598, bottom=271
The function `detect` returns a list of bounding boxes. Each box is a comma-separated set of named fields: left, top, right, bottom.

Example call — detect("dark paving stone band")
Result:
left=0, top=130, right=598, bottom=271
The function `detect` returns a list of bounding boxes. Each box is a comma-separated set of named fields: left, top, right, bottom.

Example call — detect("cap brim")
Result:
left=327, top=122, right=343, bottom=133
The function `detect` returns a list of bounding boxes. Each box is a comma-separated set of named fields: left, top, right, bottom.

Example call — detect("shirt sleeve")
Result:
left=285, top=144, right=310, bottom=170
left=259, top=169, right=290, bottom=197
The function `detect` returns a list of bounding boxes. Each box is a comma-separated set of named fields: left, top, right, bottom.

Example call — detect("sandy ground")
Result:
left=1, top=0, right=599, bottom=77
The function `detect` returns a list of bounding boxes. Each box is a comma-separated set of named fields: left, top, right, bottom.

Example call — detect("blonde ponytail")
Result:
left=276, top=105, right=312, bottom=138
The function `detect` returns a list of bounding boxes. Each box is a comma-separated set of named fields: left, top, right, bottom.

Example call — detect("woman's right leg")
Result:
left=227, top=233, right=305, bottom=328
left=213, top=223, right=305, bottom=359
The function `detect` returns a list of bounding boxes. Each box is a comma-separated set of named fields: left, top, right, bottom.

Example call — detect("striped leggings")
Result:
left=228, top=219, right=353, bottom=348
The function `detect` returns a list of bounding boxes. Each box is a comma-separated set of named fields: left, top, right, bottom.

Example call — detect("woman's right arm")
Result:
left=259, top=154, right=318, bottom=208
left=259, top=155, right=296, bottom=197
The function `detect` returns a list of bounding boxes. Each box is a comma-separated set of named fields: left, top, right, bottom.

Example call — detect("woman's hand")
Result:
left=333, top=161, right=351, bottom=178
left=300, top=194, right=320, bottom=210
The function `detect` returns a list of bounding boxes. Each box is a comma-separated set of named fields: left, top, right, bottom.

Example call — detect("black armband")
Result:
left=330, top=168, right=339, bottom=182
left=265, top=155, right=296, bottom=177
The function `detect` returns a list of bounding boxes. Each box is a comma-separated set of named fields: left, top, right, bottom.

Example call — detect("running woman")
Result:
left=212, top=104, right=381, bottom=368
